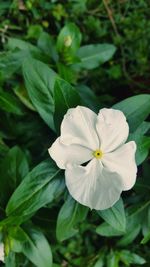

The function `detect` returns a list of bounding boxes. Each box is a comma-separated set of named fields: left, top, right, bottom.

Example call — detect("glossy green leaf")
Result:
left=113, top=94, right=150, bottom=132
left=6, top=160, right=64, bottom=220
left=97, top=198, right=126, bottom=232
left=38, top=32, right=58, bottom=61
left=76, top=44, right=116, bottom=69
left=128, top=122, right=150, bottom=165
left=56, top=195, right=88, bottom=241
left=119, top=250, right=146, bottom=265
left=23, top=58, right=57, bottom=130
left=11, top=226, right=52, bottom=267
left=0, top=146, right=29, bottom=207
left=54, top=78, right=81, bottom=132
left=0, top=90, right=24, bottom=115
left=96, top=222, right=124, bottom=237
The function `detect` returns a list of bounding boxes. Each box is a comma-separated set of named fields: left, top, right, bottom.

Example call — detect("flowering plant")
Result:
left=0, top=21, right=150, bottom=267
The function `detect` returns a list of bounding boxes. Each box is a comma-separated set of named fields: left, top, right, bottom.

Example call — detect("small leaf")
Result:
left=76, top=44, right=116, bottom=69
left=97, top=198, right=126, bottom=232
left=57, top=23, right=81, bottom=55
left=56, top=195, right=88, bottom=241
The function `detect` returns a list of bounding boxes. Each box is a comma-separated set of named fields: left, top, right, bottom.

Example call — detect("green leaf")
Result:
left=0, top=90, right=25, bottom=115
left=106, top=250, right=119, bottom=267
left=96, top=222, right=124, bottom=237
left=76, top=84, right=101, bottom=112
left=94, top=252, right=105, bottom=267
left=54, top=78, right=81, bottom=132
left=128, top=122, right=150, bottom=165
left=23, top=58, right=57, bottom=130
left=97, top=198, right=126, bottom=232
left=7, top=38, right=41, bottom=54
left=11, top=226, right=52, bottom=267
left=0, top=146, right=29, bottom=207
left=141, top=230, right=150, bottom=244
left=38, top=32, right=58, bottom=61
left=14, top=85, right=36, bottom=111
left=57, top=23, right=82, bottom=55
left=119, top=250, right=146, bottom=265
left=76, top=44, right=116, bottom=69
left=56, top=195, right=88, bottom=241
left=117, top=224, right=141, bottom=246
left=6, top=159, right=65, bottom=221
left=113, top=94, right=150, bottom=132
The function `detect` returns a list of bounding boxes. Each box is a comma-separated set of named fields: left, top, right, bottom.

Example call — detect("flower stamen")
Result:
left=93, top=149, right=103, bottom=159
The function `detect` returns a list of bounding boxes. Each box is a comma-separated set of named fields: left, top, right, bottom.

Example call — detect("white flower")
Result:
left=48, top=106, right=137, bottom=210
left=0, top=243, right=4, bottom=262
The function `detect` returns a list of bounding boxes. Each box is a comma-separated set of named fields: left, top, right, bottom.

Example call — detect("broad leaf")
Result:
left=0, top=146, right=29, bottom=207
left=23, top=58, right=57, bottom=130
left=113, top=94, right=150, bottom=132
left=76, top=44, right=116, bottom=69
left=56, top=195, right=88, bottom=241
left=6, top=160, right=65, bottom=220
left=38, top=32, right=58, bottom=61
left=11, top=226, right=52, bottom=267
left=54, top=78, right=81, bottom=132
left=97, top=198, right=126, bottom=232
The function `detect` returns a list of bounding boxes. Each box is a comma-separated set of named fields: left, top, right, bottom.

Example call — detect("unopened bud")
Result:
left=64, top=35, right=72, bottom=47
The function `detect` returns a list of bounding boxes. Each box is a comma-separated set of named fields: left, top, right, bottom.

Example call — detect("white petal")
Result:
left=96, top=108, right=129, bottom=152
left=65, top=158, right=123, bottom=210
left=102, top=141, right=137, bottom=190
left=60, top=106, right=99, bottom=150
left=48, top=137, right=93, bottom=169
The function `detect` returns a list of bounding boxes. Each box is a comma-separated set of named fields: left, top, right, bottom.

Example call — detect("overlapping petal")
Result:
left=48, top=137, right=93, bottom=169
left=60, top=106, right=99, bottom=150
left=96, top=108, right=129, bottom=152
left=65, top=159, right=123, bottom=210
left=102, top=141, right=137, bottom=190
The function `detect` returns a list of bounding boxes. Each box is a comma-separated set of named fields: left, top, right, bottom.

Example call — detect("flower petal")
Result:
left=65, top=158, right=123, bottom=210
left=96, top=108, right=129, bottom=152
left=60, top=106, right=99, bottom=150
left=48, top=137, right=93, bottom=169
left=102, top=141, right=137, bottom=190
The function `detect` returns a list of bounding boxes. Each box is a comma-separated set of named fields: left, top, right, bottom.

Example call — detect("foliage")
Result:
left=0, top=1, right=150, bottom=266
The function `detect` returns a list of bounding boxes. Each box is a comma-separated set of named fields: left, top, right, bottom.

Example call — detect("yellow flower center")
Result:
left=93, top=149, right=103, bottom=159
